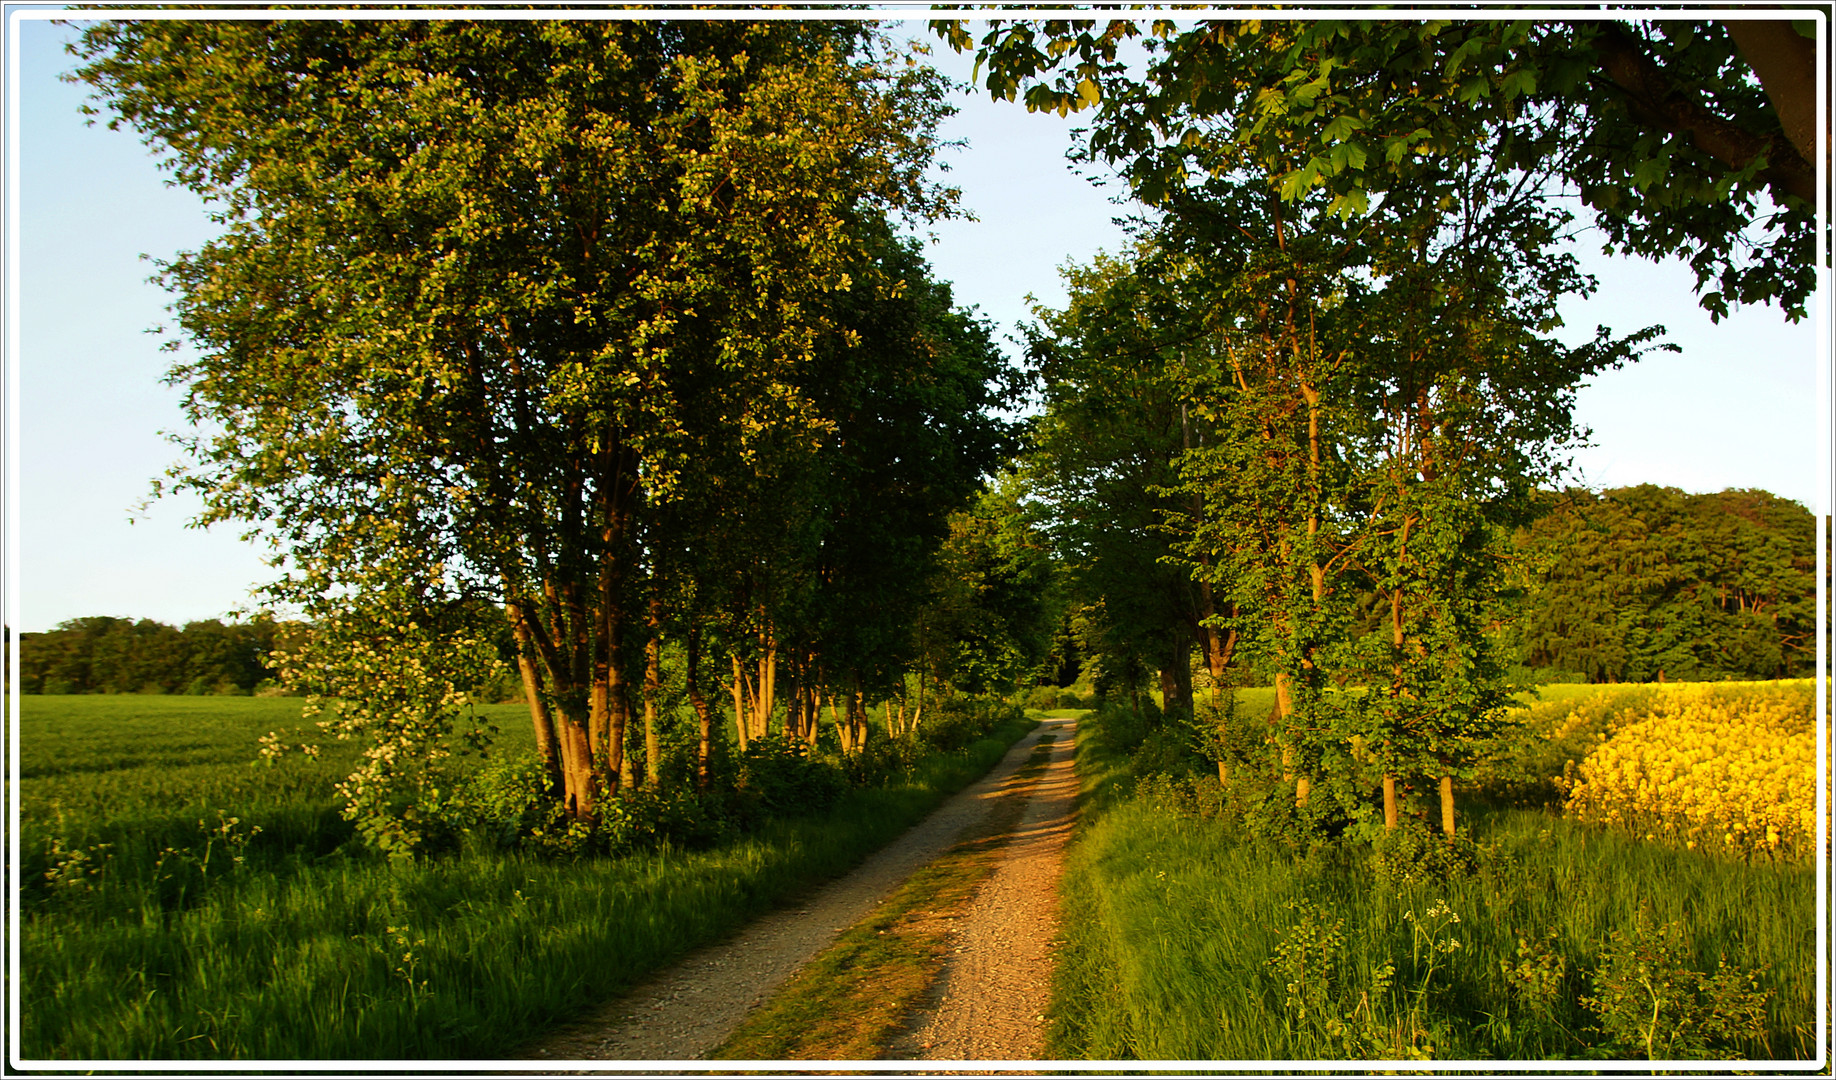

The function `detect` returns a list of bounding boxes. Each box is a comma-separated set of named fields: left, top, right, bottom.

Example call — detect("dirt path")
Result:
left=520, top=717, right=1077, bottom=1063
left=902, top=722, right=1080, bottom=1062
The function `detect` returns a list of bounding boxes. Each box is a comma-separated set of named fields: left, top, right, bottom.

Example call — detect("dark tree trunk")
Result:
left=686, top=623, right=713, bottom=789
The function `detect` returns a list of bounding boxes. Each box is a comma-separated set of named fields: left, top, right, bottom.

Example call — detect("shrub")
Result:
left=1366, top=816, right=1480, bottom=885
left=1581, top=908, right=1772, bottom=1060
left=427, top=754, right=553, bottom=851
left=835, top=733, right=922, bottom=789
left=917, top=695, right=1022, bottom=753
left=738, top=733, right=848, bottom=817
left=1022, top=685, right=1066, bottom=711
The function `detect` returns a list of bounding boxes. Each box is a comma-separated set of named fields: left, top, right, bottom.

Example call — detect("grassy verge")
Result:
left=712, top=729, right=1063, bottom=1060
left=19, top=697, right=1036, bottom=1060
left=1047, top=703, right=1815, bottom=1064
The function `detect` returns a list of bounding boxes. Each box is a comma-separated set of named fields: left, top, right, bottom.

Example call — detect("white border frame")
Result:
left=2, top=3, right=1829, bottom=1075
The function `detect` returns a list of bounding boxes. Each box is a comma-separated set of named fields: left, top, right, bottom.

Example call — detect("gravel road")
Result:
left=905, top=722, right=1079, bottom=1062
left=519, top=717, right=1078, bottom=1064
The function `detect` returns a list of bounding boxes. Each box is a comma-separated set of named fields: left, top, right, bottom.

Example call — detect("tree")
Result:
left=1514, top=485, right=1817, bottom=682
left=1004, top=19, right=1665, bottom=835
left=911, top=474, right=1056, bottom=699
left=74, top=19, right=959, bottom=821
left=16, top=615, right=283, bottom=694
left=1023, top=248, right=1230, bottom=717
left=937, top=17, right=1823, bottom=321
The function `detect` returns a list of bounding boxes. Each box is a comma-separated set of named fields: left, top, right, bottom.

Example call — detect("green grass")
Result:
left=17, top=695, right=1035, bottom=1060
left=1047, top=700, right=1816, bottom=1064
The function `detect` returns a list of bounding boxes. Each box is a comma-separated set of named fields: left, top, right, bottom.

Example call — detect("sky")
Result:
left=4, top=11, right=1829, bottom=635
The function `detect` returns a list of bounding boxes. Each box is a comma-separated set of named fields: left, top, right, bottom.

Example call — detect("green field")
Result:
left=16, top=694, right=1034, bottom=1061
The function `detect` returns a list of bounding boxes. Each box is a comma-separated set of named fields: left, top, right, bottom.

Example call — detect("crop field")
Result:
left=1048, top=681, right=1820, bottom=1063
left=14, top=695, right=1034, bottom=1061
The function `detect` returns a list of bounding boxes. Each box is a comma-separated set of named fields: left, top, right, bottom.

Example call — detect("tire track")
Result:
left=518, top=718, right=1075, bottom=1064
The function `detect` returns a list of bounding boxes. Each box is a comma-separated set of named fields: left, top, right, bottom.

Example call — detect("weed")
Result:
left=1580, top=908, right=1772, bottom=1060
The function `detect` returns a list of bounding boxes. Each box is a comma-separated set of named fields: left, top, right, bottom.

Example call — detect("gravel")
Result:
left=517, top=717, right=1079, bottom=1065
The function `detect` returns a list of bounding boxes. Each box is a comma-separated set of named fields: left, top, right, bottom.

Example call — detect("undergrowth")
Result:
left=20, top=696, right=1035, bottom=1060
left=1046, top=700, right=1813, bottom=1064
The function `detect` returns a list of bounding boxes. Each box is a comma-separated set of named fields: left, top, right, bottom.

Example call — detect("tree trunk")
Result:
left=643, top=596, right=662, bottom=787
left=1274, top=671, right=1305, bottom=802
left=1159, top=630, right=1193, bottom=717
left=1440, top=774, right=1456, bottom=837
left=558, top=710, right=596, bottom=820
left=615, top=678, right=633, bottom=794
left=752, top=622, right=777, bottom=741
left=731, top=655, right=749, bottom=753
left=505, top=601, right=562, bottom=798
left=847, top=684, right=869, bottom=755
left=1383, top=773, right=1398, bottom=831
left=686, top=623, right=713, bottom=790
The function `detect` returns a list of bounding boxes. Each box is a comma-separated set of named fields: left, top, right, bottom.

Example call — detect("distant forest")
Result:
left=1509, top=485, right=1816, bottom=683
left=15, top=616, right=290, bottom=696
left=14, top=484, right=1819, bottom=696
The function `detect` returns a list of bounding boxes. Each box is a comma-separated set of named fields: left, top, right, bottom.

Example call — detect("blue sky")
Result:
left=6, top=12, right=1827, bottom=634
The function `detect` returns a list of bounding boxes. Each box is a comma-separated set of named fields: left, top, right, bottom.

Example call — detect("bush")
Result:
left=1366, top=816, right=1480, bottom=884
left=836, top=733, right=923, bottom=789
left=917, top=695, right=1023, bottom=753
left=1581, top=907, right=1772, bottom=1060
left=591, top=784, right=740, bottom=855
left=1022, top=685, right=1065, bottom=711
left=738, top=733, right=848, bottom=817
left=427, top=754, right=553, bottom=851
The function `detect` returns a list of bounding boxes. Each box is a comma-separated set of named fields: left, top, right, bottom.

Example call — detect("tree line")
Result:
left=66, top=19, right=1062, bottom=846
left=22, top=480, right=1813, bottom=698
left=62, top=15, right=1819, bottom=855
left=955, top=15, right=1820, bottom=841
left=15, top=615, right=287, bottom=695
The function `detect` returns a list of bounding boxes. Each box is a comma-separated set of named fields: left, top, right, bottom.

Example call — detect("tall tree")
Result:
left=938, top=17, right=1823, bottom=321
left=992, top=14, right=1667, bottom=834
left=911, top=474, right=1056, bottom=699
left=1514, top=485, right=1817, bottom=682
left=1024, top=248, right=1230, bottom=716
left=75, top=19, right=958, bottom=820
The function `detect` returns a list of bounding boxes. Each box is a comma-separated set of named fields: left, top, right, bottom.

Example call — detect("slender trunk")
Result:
left=750, top=619, right=777, bottom=741
left=686, top=623, right=712, bottom=789
left=505, top=602, right=562, bottom=798
left=558, top=709, right=596, bottom=820
left=588, top=633, right=610, bottom=769
left=1275, top=677, right=1310, bottom=806
left=1159, top=630, right=1193, bottom=717
left=731, top=655, right=749, bottom=753
left=643, top=595, right=662, bottom=787
left=1384, top=773, right=1399, bottom=830
left=594, top=544, right=630, bottom=799
left=1274, top=671, right=1296, bottom=785
left=849, top=688, right=868, bottom=755
left=615, top=678, right=633, bottom=794
left=1440, top=774, right=1456, bottom=837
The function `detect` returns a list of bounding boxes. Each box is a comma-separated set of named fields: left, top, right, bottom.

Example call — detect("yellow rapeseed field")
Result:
left=1563, top=682, right=1817, bottom=861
